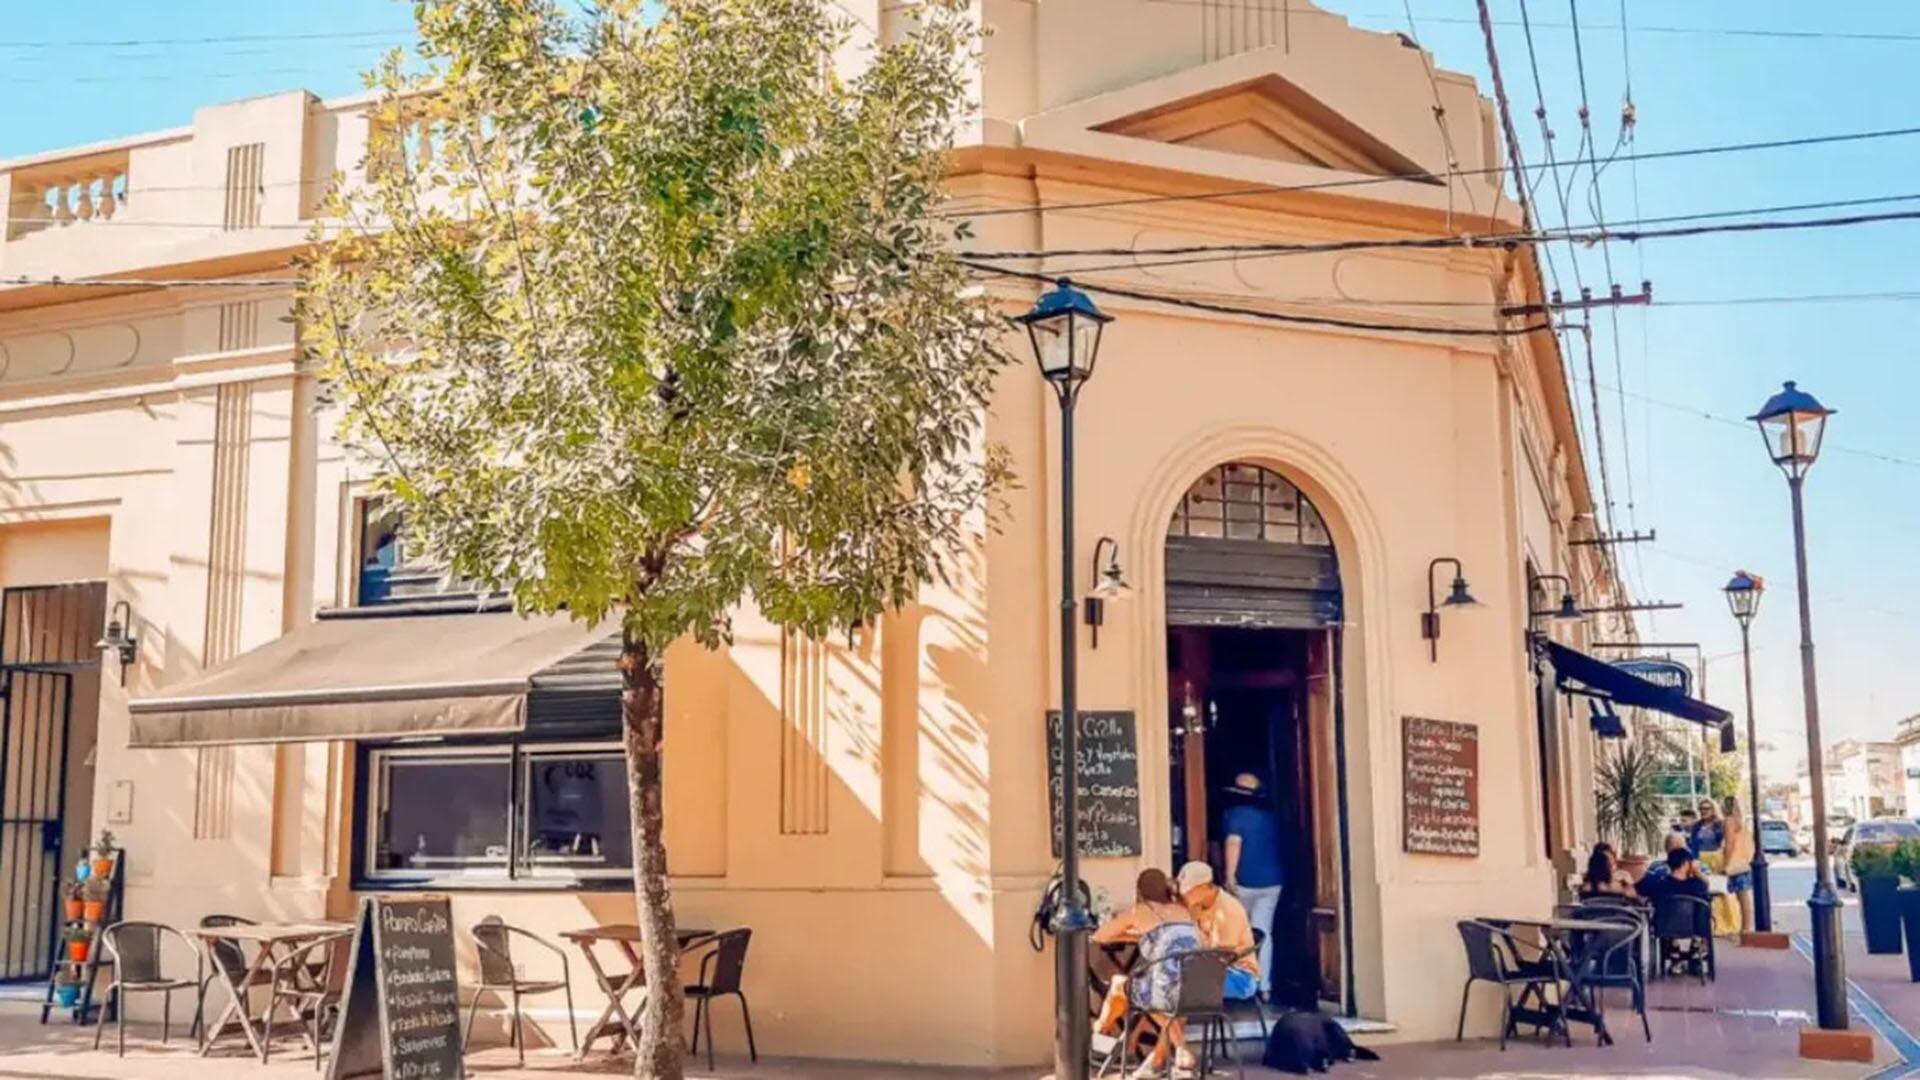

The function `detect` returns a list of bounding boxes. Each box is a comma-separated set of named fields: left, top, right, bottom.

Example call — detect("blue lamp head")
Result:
left=1749, top=381, right=1833, bottom=478
left=1723, top=569, right=1763, bottom=623
left=1015, top=278, right=1112, bottom=387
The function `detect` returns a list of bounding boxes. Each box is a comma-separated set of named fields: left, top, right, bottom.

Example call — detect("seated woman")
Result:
left=1579, top=842, right=1638, bottom=901
left=1091, top=868, right=1201, bottom=1079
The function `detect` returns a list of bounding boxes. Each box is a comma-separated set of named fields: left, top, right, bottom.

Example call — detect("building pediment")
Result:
left=1016, top=43, right=1475, bottom=216
left=1093, top=74, right=1426, bottom=179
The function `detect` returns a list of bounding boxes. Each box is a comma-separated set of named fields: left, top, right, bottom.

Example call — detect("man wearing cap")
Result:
left=1223, top=772, right=1283, bottom=997
left=1175, top=861, right=1260, bottom=1002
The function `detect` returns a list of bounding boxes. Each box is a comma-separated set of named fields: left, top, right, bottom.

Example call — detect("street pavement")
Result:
left=1766, top=857, right=1860, bottom=937
left=0, top=938, right=1904, bottom=1080
left=0, top=863, right=1907, bottom=1080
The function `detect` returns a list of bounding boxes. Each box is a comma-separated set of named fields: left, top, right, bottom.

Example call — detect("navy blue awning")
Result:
left=1541, top=640, right=1732, bottom=726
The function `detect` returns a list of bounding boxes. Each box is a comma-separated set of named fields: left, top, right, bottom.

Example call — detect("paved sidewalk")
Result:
left=1338, top=939, right=1895, bottom=1078
left=0, top=941, right=1904, bottom=1079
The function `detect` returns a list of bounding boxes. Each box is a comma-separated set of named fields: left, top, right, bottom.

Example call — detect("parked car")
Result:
left=1759, top=819, right=1799, bottom=857
left=1829, top=813, right=1857, bottom=847
left=1833, top=818, right=1920, bottom=890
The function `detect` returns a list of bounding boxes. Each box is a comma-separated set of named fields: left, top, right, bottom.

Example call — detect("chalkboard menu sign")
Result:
left=1046, top=709, right=1142, bottom=857
left=327, top=895, right=464, bottom=1080
left=1402, top=715, right=1479, bottom=857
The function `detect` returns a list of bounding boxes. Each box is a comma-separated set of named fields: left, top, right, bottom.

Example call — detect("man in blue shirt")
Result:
left=1222, top=773, right=1284, bottom=998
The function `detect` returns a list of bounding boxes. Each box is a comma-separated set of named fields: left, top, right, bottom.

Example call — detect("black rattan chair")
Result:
left=1454, top=920, right=1563, bottom=1050
left=93, top=922, right=202, bottom=1057
left=686, top=928, right=758, bottom=1070
left=463, top=916, right=577, bottom=1065
left=1651, top=894, right=1715, bottom=983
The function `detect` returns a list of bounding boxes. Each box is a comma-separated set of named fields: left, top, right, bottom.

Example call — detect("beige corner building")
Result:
left=0, top=2, right=1672, bottom=1068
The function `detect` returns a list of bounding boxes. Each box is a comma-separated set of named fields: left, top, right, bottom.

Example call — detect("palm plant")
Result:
left=1595, top=738, right=1667, bottom=856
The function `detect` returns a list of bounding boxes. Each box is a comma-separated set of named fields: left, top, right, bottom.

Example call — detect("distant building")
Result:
left=1895, top=716, right=1920, bottom=817
left=1829, top=740, right=1906, bottom=821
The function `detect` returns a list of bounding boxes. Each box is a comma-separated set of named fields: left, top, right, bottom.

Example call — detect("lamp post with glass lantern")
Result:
left=1016, top=279, right=1111, bottom=1080
left=1724, top=570, right=1769, bottom=931
left=1750, top=380, right=1845, bottom=1029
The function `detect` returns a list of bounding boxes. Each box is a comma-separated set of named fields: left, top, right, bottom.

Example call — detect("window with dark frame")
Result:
left=1166, top=462, right=1333, bottom=546
left=351, top=499, right=480, bottom=607
left=363, top=741, right=634, bottom=885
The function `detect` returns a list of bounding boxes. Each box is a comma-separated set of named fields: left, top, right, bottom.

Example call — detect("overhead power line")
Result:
left=0, top=30, right=411, bottom=49
left=959, top=205, right=1920, bottom=268
left=1345, top=9, right=1920, bottom=45
left=1578, top=376, right=1920, bottom=470
left=962, top=261, right=1549, bottom=338
left=943, top=122, right=1920, bottom=220
left=27, top=191, right=1919, bottom=247
left=1144, top=1, right=1920, bottom=44
left=2, top=275, right=298, bottom=289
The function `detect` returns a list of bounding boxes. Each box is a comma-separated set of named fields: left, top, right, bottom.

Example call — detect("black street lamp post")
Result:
left=1724, top=570, right=1769, bottom=932
left=1017, top=279, right=1111, bottom=1080
left=1750, top=380, right=1845, bottom=1030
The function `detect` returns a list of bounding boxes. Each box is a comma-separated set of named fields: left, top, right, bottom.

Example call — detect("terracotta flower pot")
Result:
left=66, top=941, right=88, bottom=963
left=1617, top=854, right=1652, bottom=882
left=62, top=899, right=82, bottom=921
left=81, top=900, right=104, bottom=922
left=88, top=857, right=112, bottom=879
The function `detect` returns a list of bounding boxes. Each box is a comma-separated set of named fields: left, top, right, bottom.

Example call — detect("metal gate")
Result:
left=0, top=583, right=105, bottom=981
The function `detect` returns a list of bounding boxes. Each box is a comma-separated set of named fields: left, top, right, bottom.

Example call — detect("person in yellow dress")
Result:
left=1719, top=796, right=1758, bottom=934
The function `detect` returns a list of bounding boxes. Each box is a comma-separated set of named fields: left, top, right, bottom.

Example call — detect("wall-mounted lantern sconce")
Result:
left=95, top=599, right=137, bottom=685
left=1528, top=572, right=1584, bottom=626
left=1589, top=698, right=1626, bottom=739
left=1084, top=536, right=1133, bottom=649
left=1422, top=557, right=1479, bottom=662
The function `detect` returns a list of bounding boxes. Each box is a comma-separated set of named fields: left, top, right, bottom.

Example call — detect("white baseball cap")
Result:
left=1175, top=861, right=1215, bottom=892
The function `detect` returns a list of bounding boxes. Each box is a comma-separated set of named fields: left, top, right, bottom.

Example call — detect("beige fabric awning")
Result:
left=128, top=609, right=612, bottom=748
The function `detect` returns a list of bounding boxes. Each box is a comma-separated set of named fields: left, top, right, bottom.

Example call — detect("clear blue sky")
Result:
left=7, top=2, right=1919, bottom=774
left=1325, top=2, right=1920, bottom=779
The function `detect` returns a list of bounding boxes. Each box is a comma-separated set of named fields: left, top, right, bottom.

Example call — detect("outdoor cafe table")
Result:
left=188, top=921, right=353, bottom=1062
left=1479, top=915, right=1628, bottom=1048
left=560, top=924, right=714, bottom=1059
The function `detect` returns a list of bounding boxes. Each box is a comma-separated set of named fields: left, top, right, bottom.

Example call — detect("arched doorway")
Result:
left=1163, top=461, right=1347, bottom=1009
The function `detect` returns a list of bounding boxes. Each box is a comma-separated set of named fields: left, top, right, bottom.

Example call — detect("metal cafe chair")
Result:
left=191, top=914, right=264, bottom=1044
left=264, top=931, right=354, bottom=1069
left=686, top=928, right=759, bottom=1070
left=1453, top=920, right=1562, bottom=1051
left=1108, top=948, right=1244, bottom=1080
left=1221, top=929, right=1271, bottom=1044
left=464, top=915, right=578, bottom=1065
left=1552, top=919, right=1640, bottom=1047
left=1651, top=894, right=1716, bottom=983
left=93, top=922, right=203, bottom=1058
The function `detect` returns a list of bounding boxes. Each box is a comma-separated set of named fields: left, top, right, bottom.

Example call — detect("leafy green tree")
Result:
left=299, top=2, right=1006, bottom=1075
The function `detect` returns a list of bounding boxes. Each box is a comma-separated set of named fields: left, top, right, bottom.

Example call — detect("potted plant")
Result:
left=1854, top=843, right=1905, bottom=954
left=63, top=923, right=91, bottom=964
left=1892, top=838, right=1920, bottom=981
left=1594, top=740, right=1666, bottom=879
left=53, top=966, right=82, bottom=1008
left=87, top=831, right=116, bottom=879
left=61, top=882, right=83, bottom=922
left=79, top=877, right=108, bottom=923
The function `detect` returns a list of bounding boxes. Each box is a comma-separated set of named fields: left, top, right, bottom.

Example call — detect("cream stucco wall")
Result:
left=0, top=1, right=1626, bottom=1066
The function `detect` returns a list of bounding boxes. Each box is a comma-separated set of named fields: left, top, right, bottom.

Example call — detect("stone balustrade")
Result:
left=5, top=152, right=131, bottom=240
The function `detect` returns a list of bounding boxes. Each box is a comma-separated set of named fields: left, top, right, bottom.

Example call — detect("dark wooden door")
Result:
left=0, top=583, right=105, bottom=981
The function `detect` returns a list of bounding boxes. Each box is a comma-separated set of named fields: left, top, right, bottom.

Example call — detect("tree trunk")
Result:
left=620, top=631, right=686, bottom=1080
